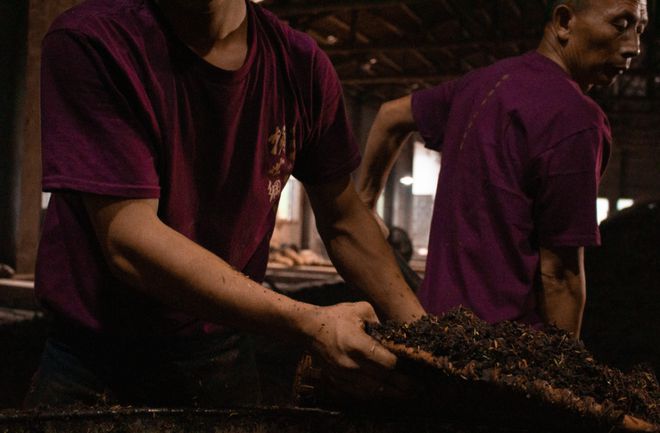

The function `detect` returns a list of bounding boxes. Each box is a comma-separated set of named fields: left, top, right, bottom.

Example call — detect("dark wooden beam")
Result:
left=267, top=0, right=430, bottom=17
left=325, top=38, right=537, bottom=55
left=326, top=15, right=370, bottom=44
left=398, top=3, right=423, bottom=26
left=341, top=74, right=457, bottom=85
left=376, top=53, right=404, bottom=73
left=443, top=0, right=482, bottom=38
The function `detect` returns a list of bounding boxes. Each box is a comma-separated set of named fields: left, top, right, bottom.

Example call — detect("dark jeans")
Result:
left=24, top=326, right=261, bottom=408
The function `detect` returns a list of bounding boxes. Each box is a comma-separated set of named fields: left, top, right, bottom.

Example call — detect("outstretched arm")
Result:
left=537, top=246, right=586, bottom=338
left=356, top=95, right=417, bottom=210
left=82, top=194, right=397, bottom=371
left=305, top=175, right=425, bottom=323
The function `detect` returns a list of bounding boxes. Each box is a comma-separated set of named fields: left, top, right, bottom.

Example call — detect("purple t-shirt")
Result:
left=36, top=0, right=360, bottom=336
left=412, top=51, right=610, bottom=326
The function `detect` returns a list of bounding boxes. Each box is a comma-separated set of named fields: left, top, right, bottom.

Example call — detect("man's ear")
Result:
left=551, top=4, right=575, bottom=44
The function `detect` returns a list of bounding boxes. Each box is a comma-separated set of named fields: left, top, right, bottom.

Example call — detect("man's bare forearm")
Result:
left=356, top=95, right=416, bottom=210
left=84, top=195, right=321, bottom=341
left=307, top=178, right=425, bottom=323
left=538, top=246, right=586, bottom=338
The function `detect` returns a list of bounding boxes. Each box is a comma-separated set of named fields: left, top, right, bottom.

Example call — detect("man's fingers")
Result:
left=364, top=339, right=397, bottom=369
left=352, top=301, right=380, bottom=324
left=347, top=303, right=396, bottom=369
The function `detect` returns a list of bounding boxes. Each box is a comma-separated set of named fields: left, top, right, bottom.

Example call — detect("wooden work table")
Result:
left=0, top=278, right=37, bottom=310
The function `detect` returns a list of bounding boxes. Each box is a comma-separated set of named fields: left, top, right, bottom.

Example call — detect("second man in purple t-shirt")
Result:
left=358, top=0, right=647, bottom=337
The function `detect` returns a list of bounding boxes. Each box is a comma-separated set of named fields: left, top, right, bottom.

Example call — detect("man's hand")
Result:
left=307, top=302, right=394, bottom=369
left=302, top=302, right=416, bottom=399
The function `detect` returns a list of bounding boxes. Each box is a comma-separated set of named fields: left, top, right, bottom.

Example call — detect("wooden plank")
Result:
left=0, top=279, right=38, bottom=310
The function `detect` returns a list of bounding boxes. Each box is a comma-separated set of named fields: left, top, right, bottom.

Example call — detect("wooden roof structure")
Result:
left=261, top=0, right=659, bottom=108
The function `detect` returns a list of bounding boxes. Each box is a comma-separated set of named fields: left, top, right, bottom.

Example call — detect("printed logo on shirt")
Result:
left=266, top=124, right=297, bottom=204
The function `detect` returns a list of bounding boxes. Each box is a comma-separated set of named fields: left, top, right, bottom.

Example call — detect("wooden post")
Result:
left=0, top=0, right=28, bottom=270
left=15, top=0, right=82, bottom=275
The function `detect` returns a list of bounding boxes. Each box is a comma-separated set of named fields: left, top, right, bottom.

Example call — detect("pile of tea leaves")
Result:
left=366, top=308, right=659, bottom=427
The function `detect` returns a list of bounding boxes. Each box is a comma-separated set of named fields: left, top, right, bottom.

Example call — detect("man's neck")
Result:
left=156, top=0, right=247, bottom=54
left=537, top=36, right=592, bottom=93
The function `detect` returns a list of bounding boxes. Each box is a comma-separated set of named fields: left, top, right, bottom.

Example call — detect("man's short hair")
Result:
left=544, top=0, right=589, bottom=22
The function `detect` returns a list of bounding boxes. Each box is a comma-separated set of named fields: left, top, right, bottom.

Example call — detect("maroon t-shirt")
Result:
left=412, top=51, right=610, bottom=326
left=36, top=0, right=360, bottom=336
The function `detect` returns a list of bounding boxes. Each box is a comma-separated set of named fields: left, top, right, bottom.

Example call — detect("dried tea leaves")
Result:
left=366, top=308, right=659, bottom=432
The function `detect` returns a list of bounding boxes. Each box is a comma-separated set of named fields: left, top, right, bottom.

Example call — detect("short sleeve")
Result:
left=41, top=30, right=160, bottom=198
left=533, top=127, right=609, bottom=247
left=292, top=48, right=360, bottom=184
left=411, top=80, right=458, bottom=151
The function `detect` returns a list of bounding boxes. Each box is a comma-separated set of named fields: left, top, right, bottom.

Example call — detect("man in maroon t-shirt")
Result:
left=28, top=0, right=424, bottom=407
left=357, top=0, right=647, bottom=337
